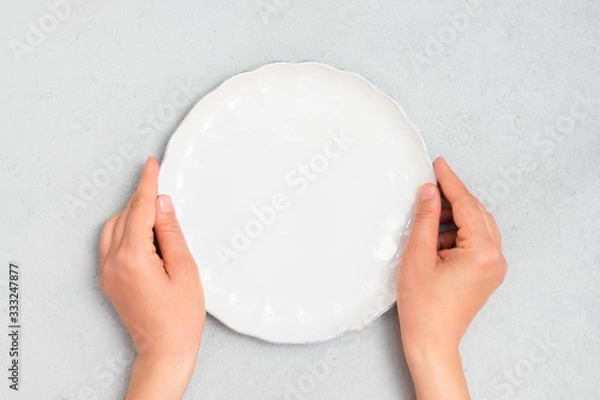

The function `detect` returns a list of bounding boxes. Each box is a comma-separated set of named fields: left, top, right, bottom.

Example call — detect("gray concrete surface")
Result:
left=1, top=0, right=599, bottom=399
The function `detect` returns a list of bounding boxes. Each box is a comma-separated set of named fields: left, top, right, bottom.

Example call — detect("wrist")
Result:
left=401, top=336, right=469, bottom=400
left=403, top=339, right=461, bottom=371
left=126, top=349, right=198, bottom=400
left=401, top=334, right=460, bottom=364
left=137, top=341, right=199, bottom=374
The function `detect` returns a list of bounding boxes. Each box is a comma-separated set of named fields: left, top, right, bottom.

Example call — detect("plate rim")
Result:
left=158, top=61, right=433, bottom=344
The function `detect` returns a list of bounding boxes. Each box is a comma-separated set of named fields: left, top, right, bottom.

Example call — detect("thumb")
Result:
left=404, top=183, right=442, bottom=265
left=155, top=194, right=194, bottom=277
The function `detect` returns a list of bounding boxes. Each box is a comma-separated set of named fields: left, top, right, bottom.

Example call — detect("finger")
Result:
left=434, top=157, right=487, bottom=231
left=403, top=183, right=442, bottom=267
left=437, top=230, right=457, bottom=250
left=439, top=184, right=451, bottom=207
left=483, top=210, right=502, bottom=246
left=438, top=247, right=455, bottom=260
left=111, top=169, right=149, bottom=249
left=111, top=205, right=131, bottom=250
left=154, top=195, right=195, bottom=278
left=440, top=207, right=454, bottom=224
left=123, top=157, right=160, bottom=248
left=112, top=158, right=157, bottom=248
left=471, top=199, right=502, bottom=247
left=434, top=157, right=473, bottom=203
left=100, top=213, right=120, bottom=266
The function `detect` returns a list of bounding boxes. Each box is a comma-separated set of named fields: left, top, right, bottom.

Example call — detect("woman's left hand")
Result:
left=99, top=157, right=205, bottom=400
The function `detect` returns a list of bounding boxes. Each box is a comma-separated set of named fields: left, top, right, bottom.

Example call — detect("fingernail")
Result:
left=420, top=183, right=436, bottom=200
left=158, top=195, right=174, bottom=213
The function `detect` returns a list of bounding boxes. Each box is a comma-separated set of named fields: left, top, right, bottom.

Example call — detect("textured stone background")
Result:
left=1, top=0, right=599, bottom=399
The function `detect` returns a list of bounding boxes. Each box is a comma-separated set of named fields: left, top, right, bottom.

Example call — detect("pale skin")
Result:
left=99, top=157, right=204, bottom=400
left=398, top=157, right=507, bottom=399
left=99, top=156, right=506, bottom=400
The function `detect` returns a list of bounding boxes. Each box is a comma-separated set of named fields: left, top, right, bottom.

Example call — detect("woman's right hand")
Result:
left=397, top=157, right=507, bottom=399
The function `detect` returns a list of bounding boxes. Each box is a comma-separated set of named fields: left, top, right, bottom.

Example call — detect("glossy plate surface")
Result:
left=158, top=62, right=435, bottom=343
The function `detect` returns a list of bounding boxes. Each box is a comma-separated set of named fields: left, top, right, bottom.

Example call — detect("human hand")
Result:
left=397, top=157, right=507, bottom=399
left=100, top=157, right=205, bottom=400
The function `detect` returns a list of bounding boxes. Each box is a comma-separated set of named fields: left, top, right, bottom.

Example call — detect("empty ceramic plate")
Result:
left=158, top=62, right=435, bottom=343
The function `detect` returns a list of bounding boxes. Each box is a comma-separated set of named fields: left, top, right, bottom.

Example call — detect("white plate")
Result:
left=158, top=62, right=435, bottom=343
